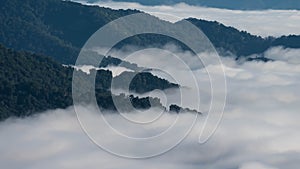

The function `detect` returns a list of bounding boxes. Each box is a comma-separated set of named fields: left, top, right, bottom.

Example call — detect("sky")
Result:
left=74, top=0, right=300, bottom=37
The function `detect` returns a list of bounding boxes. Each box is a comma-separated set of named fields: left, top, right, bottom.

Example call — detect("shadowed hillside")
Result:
left=0, top=44, right=179, bottom=120
left=1, top=0, right=300, bottom=64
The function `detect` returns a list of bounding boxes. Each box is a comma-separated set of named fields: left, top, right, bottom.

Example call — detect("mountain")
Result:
left=0, top=44, right=73, bottom=119
left=0, top=0, right=139, bottom=64
left=0, top=44, right=180, bottom=121
left=185, top=18, right=300, bottom=57
left=2, top=0, right=299, bottom=120
left=113, top=71, right=179, bottom=93
left=90, top=0, right=300, bottom=10
left=1, top=0, right=300, bottom=64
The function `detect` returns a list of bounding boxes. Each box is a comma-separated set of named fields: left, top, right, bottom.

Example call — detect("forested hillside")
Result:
left=1, top=0, right=300, bottom=65
left=1, top=0, right=300, bottom=120
left=0, top=0, right=138, bottom=63
left=0, top=44, right=73, bottom=119
left=186, top=18, right=300, bottom=57
left=0, top=44, right=180, bottom=120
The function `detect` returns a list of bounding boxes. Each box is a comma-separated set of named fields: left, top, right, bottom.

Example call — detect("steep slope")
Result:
left=0, top=44, right=73, bottom=119
left=1, top=0, right=300, bottom=64
left=0, top=44, right=180, bottom=120
left=0, top=0, right=139, bottom=64
left=186, top=18, right=300, bottom=57
left=186, top=18, right=273, bottom=57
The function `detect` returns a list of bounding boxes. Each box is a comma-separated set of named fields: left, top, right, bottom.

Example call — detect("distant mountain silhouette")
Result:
left=186, top=18, right=300, bottom=57
left=90, top=0, right=300, bottom=10
left=1, top=0, right=298, bottom=120
left=1, top=0, right=300, bottom=65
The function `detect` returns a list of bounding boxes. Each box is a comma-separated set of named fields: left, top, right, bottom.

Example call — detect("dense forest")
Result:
left=1, top=0, right=300, bottom=120
left=0, top=0, right=138, bottom=63
left=1, top=0, right=300, bottom=65
left=0, top=44, right=73, bottom=119
left=0, top=44, right=180, bottom=121
left=113, top=71, right=179, bottom=93
left=186, top=18, right=300, bottom=57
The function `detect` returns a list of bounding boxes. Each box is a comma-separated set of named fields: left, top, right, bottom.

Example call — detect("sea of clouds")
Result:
left=1, top=45, right=300, bottom=168
left=74, top=0, right=300, bottom=37
left=3, top=1, right=300, bottom=168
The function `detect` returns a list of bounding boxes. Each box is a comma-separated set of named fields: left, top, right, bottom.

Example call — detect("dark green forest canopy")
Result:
left=113, top=71, right=179, bottom=94
left=0, top=44, right=179, bottom=121
left=0, top=44, right=73, bottom=119
left=185, top=18, right=300, bottom=57
left=1, top=0, right=300, bottom=121
left=0, top=0, right=139, bottom=63
left=1, top=0, right=300, bottom=65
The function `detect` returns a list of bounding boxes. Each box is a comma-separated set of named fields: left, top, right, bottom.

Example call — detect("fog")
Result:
left=264, top=47, right=300, bottom=64
left=74, top=0, right=300, bottom=37
left=1, top=46, right=300, bottom=168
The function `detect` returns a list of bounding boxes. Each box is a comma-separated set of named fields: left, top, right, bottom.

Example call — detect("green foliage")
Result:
left=113, top=71, right=179, bottom=93
left=2, top=0, right=300, bottom=120
left=0, top=45, right=175, bottom=120
left=169, top=104, right=181, bottom=113
left=1, top=0, right=300, bottom=65
left=0, top=44, right=73, bottom=119
left=186, top=18, right=273, bottom=57
left=186, top=18, right=300, bottom=57
left=0, top=0, right=139, bottom=64
left=272, top=35, right=300, bottom=48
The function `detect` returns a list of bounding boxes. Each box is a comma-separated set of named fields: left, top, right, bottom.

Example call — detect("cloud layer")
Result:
left=1, top=46, right=300, bottom=168
left=74, top=0, right=300, bottom=37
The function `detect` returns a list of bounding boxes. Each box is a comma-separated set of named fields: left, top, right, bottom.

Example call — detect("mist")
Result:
left=1, top=45, right=300, bottom=168
left=74, top=0, right=300, bottom=37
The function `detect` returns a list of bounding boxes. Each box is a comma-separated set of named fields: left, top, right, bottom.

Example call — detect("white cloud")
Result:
left=1, top=46, right=300, bottom=168
left=74, top=0, right=300, bottom=37
left=264, top=46, right=300, bottom=64
left=239, top=162, right=279, bottom=169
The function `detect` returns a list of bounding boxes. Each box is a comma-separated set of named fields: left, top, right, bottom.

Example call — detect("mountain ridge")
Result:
left=0, top=44, right=182, bottom=121
left=87, top=0, right=300, bottom=10
left=1, top=0, right=300, bottom=64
